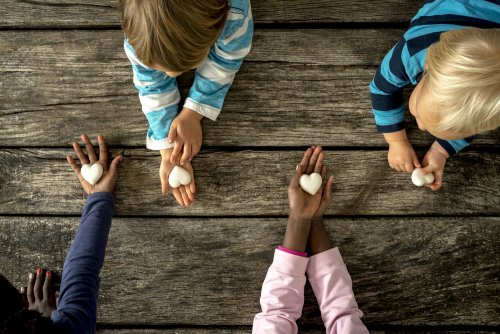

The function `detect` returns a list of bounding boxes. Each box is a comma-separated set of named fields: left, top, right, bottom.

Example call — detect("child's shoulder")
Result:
left=411, top=0, right=500, bottom=25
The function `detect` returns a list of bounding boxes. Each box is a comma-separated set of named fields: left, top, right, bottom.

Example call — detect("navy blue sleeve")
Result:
left=51, top=192, right=115, bottom=334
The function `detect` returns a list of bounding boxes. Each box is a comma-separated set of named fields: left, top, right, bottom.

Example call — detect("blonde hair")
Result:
left=425, top=28, right=500, bottom=134
left=118, top=0, right=229, bottom=72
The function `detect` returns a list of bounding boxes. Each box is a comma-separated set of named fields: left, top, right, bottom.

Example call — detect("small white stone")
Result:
left=299, top=173, right=322, bottom=195
left=168, top=166, right=192, bottom=188
left=81, top=163, right=104, bottom=186
left=411, top=168, right=434, bottom=187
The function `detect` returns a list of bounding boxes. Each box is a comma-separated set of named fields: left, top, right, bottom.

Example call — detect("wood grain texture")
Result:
left=97, top=331, right=498, bottom=334
left=1, top=30, right=498, bottom=147
left=1, top=216, right=498, bottom=325
left=0, top=149, right=498, bottom=216
left=0, top=0, right=422, bottom=28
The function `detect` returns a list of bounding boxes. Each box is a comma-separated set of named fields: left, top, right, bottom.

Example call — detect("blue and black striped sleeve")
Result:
left=369, top=38, right=412, bottom=133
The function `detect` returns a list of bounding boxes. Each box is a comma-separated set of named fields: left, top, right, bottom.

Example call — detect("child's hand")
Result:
left=420, top=141, right=449, bottom=191
left=27, top=269, right=56, bottom=317
left=168, top=107, right=203, bottom=166
left=312, top=165, right=334, bottom=223
left=388, top=140, right=421, bottom=172
left=288, top=146, right=324, bottom=220
left=67, top=134, right=123, bottom=195
left=159, top=148, right=196, bottom=206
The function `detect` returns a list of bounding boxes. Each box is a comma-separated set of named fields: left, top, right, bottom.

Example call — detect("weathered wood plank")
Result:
left=0, top=149, right=498, bottom=216
left=1, top=30, right=498, bottom=147
left=97, top=331, right=499, bottom=334
left=1, top=217, right=498, bottom=325
left=0, top=0, right=422, bottom=28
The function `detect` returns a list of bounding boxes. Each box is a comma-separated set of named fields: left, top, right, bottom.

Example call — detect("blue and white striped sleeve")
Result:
left=436, top=136, right=474, bottom=156
left=369, top=38, right=412, bottom=133
left=124, top=40, right=180, bottom=150
left=184, top=0, right=254, bottom=121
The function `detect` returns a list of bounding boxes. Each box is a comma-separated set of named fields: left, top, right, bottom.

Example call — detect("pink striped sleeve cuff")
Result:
left=278, top=246, right=308, bottom=258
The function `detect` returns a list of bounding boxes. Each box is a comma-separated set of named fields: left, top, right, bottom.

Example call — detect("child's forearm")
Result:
left=383, top=129, right=408, bottom=143
left=308, top=219, right=333, bottom=256
left=282, top=215, right=311, bottom=253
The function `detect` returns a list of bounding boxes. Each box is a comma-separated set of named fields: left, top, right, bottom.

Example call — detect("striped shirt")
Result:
left=124, top=0, right=253, bottom=150
left=369, top=0, right=500, bottom=155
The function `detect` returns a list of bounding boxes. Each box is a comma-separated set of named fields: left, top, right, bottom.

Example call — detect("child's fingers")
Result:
left=320, top=164, right=326, bottom=179
left=171, top=188, right=184, bottom=206
left=179, top=186, right=191, bottom=206
left=67, top=156, right=85, bottom=184
left=98, top=135, right=108, bottom=167
left=314, top=151, right=324, bottom=174
left=34, top=268, right=43, bottom=301
left=160, top=170, right=169, bottom=195
left=27, top=272, right=35, bottom=305
left=411, top=151, right=421, bottom=168
left=180, top=143, right=191, bottom=166
left=43, top=271, right=52, bottom=300
left=81, top=134, right=98, bottom=163
left=171, top=141, right=182, bottom=164
left=299, top=147, right=313, bottom=170
left=325, top=175, right=334, bottom=197
left=420, top=165, right=434, bottom=175
left=184, top=185, right=195, bottom=204
left=290, top=163, right=303, bottom=189
left=108, top=155, right=123, bottom=175
left=167, top=125, right=177, bottom=144
left=191, top=143, right=200, bottom=160
left=72, top=142, right=89, bottom=165
left=404, top=161, right=413, bottom=173
left=307, top=146, right=322, bottom=174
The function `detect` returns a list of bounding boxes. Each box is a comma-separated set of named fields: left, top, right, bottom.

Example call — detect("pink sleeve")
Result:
left=307, top=248, right=369, bottom=334
left=252, top=249, right=309, bottom=334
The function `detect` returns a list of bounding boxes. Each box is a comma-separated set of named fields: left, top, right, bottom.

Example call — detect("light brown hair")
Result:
left=119, top=0, right=229, bottom=72
left=426, top=28, right=500, bottom=134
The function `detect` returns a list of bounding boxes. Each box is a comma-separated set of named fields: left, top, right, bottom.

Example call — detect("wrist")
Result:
left=384, top=129, right=409, bottom=144
left=288, top=214, right=312, bottom=226
left=432, top=141, right=449, bottom=158
left=181, top=107, right=204, bottom=122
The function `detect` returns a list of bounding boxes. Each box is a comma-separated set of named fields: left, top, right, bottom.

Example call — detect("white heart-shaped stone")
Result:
left=81, top=163, right=104, bottom=186
left=411, top=168, right=434, bottom=187
left=299, top=172, right=322, bottom=195
left=169, top=166, right=192, bottom=188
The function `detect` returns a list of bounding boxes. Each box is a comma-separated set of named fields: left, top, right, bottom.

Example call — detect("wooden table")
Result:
left=0, top=1, right=498, bottom=333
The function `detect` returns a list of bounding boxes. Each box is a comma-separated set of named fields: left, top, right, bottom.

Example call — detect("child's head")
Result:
left=409, top=28, right=500, bottom=140
left=118, top=0, right=229, bottom=76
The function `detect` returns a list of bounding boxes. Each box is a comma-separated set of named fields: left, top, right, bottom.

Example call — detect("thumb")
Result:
left=420, top=164, right=435, bottom=175
left=290, top=164, right=303, bottom=189
left=108, top=154, right=123, bottom=176
left=167, top=125, right=177, bottom=144
left=160, top=169, right=169, bottom=195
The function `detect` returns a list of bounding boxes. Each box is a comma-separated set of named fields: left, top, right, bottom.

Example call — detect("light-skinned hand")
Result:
left=288, top=146, right=325, bottom=220
left=67, top=134, right=122, bottom=194
left=160, top=148, right=196, bottom=206
left=388, top=140, right=421, bottom=172
left=421, top=141, right=449, bottom=191
left=168, top=107, right=203, bottom=166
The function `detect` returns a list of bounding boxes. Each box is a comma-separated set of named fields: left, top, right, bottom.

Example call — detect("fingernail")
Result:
left=296, top=164, right=299, bottom=171
left=167, top=138, right=172, bottom=143
left=120, top=155, right=124, bottom=161
left=29, top=273, right=33, bottom=280
left=46, top=271, right=51, bottom=277
left=36, top=268, right=42, bottom=276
